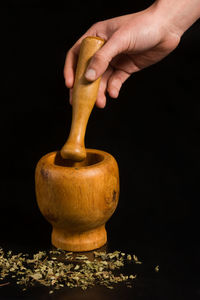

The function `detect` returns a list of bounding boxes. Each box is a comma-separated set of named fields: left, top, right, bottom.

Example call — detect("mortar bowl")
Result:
left=35, top=149, right=119, bottom=252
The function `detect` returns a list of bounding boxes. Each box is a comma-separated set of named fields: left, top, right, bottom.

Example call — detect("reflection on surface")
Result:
left=38, top=286, right=118, bottom=300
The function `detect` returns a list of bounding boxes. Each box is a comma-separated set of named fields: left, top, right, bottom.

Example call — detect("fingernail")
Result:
left=85, top=69, right=96, bottom=81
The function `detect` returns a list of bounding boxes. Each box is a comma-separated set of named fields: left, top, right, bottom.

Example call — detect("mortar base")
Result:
left=51, top=225, right=107, bottom=252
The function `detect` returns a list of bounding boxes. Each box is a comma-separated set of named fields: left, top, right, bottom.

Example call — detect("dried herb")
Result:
left=0, top=246, right=149, bottom=294
left=155, top=265, right=159, bottom=272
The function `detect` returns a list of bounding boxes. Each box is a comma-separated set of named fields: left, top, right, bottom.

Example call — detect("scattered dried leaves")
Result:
left=0, top=247, right=155, bottom=294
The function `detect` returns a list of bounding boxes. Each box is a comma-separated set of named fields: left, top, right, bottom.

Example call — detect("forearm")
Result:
left=153, top=0, right=200, bottom=36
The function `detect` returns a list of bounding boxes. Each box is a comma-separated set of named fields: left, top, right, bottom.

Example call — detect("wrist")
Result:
left=150, top=0, right=200, bottom=38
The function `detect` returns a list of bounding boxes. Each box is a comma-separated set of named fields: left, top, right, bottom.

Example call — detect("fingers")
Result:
left=64, top=33, right=90, bottom=88
left=64, top=45, right=79, bottom=88
left=65, top=26, right=130, bottom=107
left=64, top=24, right=99, bottom=88
left=85, top=32, right=126, bottom=82
left=96, top=66, right=113, bottom=108
left=107, top=69, right=130, bottom=98
left=69, top=67, right=113, bottom=109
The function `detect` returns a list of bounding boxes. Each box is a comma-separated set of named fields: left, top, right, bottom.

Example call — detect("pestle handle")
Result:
left=60, top=36, right=105, bottom=161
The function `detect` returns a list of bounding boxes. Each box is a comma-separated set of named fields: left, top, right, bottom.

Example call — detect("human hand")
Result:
left=64, top=0, right=199, bottom=108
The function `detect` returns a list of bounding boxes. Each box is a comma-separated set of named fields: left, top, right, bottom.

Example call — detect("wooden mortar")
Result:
left=35, top=37, right=119, bottom=252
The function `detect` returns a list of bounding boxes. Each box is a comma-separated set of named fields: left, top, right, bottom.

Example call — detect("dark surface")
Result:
left=1, top=0, right=200, bottom=299
left=0, top=237, right=200, bottom=300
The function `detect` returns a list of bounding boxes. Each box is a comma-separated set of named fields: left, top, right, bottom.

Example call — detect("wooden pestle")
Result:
left=60, top=36, right=105, bottom=161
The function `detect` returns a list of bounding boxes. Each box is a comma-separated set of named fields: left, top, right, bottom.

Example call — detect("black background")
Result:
left=1, top=1, right=200, bottom=299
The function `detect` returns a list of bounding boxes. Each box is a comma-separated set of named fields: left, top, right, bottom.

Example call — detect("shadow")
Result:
left=54, top=151, right=104, bottom=168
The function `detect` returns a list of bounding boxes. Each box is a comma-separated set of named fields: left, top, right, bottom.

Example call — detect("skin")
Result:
left=64, top=0, right=200, bottom=108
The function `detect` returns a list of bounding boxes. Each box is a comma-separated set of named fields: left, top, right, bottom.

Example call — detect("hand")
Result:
left=64, top=0, right=199, bottom=108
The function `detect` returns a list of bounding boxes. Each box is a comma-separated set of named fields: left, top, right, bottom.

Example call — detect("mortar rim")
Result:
left=39, top=148, right=115, bottom=170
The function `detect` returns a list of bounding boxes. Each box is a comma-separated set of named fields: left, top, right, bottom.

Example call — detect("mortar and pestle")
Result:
left=35, top=37, right=119, bottom=252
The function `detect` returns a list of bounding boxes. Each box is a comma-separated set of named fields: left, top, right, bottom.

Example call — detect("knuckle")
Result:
left=93, top=52, right=109, bottom=65
left=91, top=21, right=104, bottom=29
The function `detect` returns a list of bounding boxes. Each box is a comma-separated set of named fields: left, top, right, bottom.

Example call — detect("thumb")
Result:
left=85, top=34, right=124, bottom=81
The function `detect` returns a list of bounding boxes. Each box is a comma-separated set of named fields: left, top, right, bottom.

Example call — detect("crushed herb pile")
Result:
left=0, top=247, right=158, bottom=294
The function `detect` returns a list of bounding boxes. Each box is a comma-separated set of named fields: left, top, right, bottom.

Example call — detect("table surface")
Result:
left=1, top=230, right=200, bottom=300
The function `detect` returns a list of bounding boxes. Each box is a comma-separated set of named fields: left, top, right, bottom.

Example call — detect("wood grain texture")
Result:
left=35, top=149, right=119, bottom=252
left=61, top=36, right=105, bottom=161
